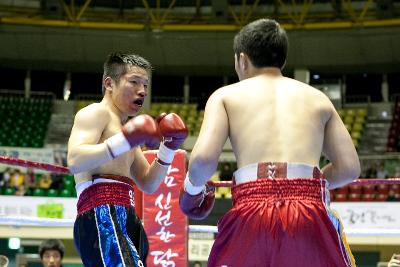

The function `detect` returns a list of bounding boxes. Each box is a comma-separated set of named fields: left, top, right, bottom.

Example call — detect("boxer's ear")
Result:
left=104, top=77, right=114, bottom=93
left=239, top=52, right=249, bottom=70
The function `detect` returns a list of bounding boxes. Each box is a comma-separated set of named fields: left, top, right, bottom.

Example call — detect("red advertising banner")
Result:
left=144, top=150, right=188, bottom=267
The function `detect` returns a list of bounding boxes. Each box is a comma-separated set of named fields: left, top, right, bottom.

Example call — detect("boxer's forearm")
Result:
left=321, top=162, right=360, bottom=189
left=135, top=160, right=169, bottom=194
left=67, top=143, right=112, bottom=174
left=188, top=156, right=218, bottom=186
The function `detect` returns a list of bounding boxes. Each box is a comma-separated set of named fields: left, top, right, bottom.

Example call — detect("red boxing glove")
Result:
left=157, top=113, right=188, bottom=150
left=156, top=113, right=188, bottom=165
left=105, top=114, right=160, bottom=158
left=179, top=175, right=215, bottom=220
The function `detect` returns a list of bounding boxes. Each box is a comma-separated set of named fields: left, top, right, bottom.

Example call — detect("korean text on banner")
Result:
left=143, top=150, right=188, bottom=267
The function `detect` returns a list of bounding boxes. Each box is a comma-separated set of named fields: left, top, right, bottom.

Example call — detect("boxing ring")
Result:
left=1, top=154, right=400, bottom=265
left=0, top=154, right=400, bottom=235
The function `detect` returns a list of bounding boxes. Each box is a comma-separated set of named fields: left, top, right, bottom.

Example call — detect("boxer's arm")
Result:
left=180, top=95, right=223, bottom=219
left=322, top=105, right=361, bottom=189
left=130, top=113, right=188, bottom=194
left=189, top=90, right=229, bottom=186
left=67, top=105, right=112, bottom=174
left=130, top=147, right=170, bottom=194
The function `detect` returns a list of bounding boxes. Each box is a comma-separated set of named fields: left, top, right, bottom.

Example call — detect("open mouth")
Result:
left=133, top=99, right=144, bottom=106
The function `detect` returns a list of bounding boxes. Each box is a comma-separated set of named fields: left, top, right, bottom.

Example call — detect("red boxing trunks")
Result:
left=208, top=162, right=355, bottom=267
left=74, top=175, right=148, bottom=267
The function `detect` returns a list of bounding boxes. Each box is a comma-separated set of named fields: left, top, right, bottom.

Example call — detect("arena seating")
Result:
left=0, top=95, right=53, bottom=148
left=332, top=183, right=400, bottom=202
left=148, top=102, right=203, bottom=136
left=338, top=107, right=368, bottom=149
left=0, top=173, right=76, bottom=198
left=0, top=98, right=398, bottom=202
left=387, top=101, right=400, bottom=152
left=214, top=181, right=400, bottom=202
left=74, top=100, right=205, bottom=136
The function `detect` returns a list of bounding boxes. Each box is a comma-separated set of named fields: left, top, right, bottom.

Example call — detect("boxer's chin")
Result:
left=127, top=104, right=142, bottom=116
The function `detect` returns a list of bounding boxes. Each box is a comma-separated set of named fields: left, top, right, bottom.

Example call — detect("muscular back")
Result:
left=191, top=73, right=355, bottom=175
left=225, top=75, right=331, bottom=167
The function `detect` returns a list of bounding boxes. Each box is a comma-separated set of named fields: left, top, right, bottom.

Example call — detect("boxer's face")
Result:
left=107, top=66, right=149, bottom=117
left=41, top=250, right=62, bottom=267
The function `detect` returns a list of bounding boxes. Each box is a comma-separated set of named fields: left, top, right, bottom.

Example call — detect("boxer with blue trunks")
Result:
left=74, top=175, right=147, bottom=267
left=67, top=53, right=188, bottom=266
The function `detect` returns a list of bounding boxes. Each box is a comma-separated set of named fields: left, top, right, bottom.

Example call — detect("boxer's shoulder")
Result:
left=74, top=102, right=111, bottom=124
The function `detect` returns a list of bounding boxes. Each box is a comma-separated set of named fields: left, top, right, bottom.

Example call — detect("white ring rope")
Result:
left=0, top=215, right=74, bottom=227
left=0, top=216, right=399, bottom=236
left=189, top=225, right=218, bottom=234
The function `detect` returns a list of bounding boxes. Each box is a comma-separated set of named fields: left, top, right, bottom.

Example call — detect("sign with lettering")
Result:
left=331, top=202, right=400, bottom=230
left=188, top=239, right=214, bottom=261
left=143, top=150, right=188, bottom=267
left=0, top=196, right=77, bottom=219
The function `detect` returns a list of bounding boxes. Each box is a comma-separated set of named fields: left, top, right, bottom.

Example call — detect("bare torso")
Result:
left=69, top=102, right=135, bottom=185
left=190, top=71, right=359, bottom=189
left=222, top=74, right=332, bottom=168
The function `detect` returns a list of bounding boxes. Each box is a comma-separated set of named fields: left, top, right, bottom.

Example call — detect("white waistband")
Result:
left=233, top=162, right=321, bottom=185
left=75, top=178, right=125, bottom=199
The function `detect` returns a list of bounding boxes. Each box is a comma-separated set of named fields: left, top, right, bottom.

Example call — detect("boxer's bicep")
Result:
left=188, top=92, right=228, bottom=184
left=69, top=107, right=108, bottom=146
left=193, top=92, right=228, bottom=163
left=322, top=108, right=360, bottom=175
left=68, top=106, right=110, bottom=161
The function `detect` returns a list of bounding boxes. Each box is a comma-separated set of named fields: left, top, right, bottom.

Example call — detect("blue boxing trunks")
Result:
left=74, top=174, right=148, bottom=267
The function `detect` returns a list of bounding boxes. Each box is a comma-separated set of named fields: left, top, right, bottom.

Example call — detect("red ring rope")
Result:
left=207, top=178, right=400, bottom=187
left=0, top=155, right=399, bottom=187
left=0, top=155, right=70, bottom=174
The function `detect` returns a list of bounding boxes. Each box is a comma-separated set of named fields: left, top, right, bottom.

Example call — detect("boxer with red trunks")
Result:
left=208, top=163, right=355, bottom=266
left=179, top=19, right=360, bottom=266
left=67, top=52, right=188, bottom=267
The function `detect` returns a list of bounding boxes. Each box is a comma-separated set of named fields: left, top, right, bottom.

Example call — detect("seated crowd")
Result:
left=0, top=167, right=75, bottom=197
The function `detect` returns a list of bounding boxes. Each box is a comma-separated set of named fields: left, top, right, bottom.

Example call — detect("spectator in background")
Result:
left=50, top=174, right=63, bottom=191
left=219, top=162, right=233, bottom=181
left=365, top=163, right=377, bottom=178
left=14, top=184, right=26, bottom=196
left=388, top=253, right=400, bottom=267
left=387, top=189, right=399, bottom=202
left=0, top=255, right=9, bottom=267
left=0, top=171, right=4, bottom=187
left=9, top=169, right=24, bottom=188
left=39, top=239, right=65, bottom=267
left=193, top=261, right=202, bottom=267
left=25, top=168, right=36, bottom=189
left=2, top=168, right=11, bottom=187
left=54, top=150, right=67, bottom=167
left=39, top=173, right=52, bottom=189
left=377, top=162, right=389, bottom=179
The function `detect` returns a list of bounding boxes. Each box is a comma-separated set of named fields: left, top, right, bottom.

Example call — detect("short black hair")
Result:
left=0, top=255, right=9, bottom=266
left=102, top=52, right=152, bottom=94
left=39, top=239, right=65, bottom=259
left=233, top=18, right=288, bottom=69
